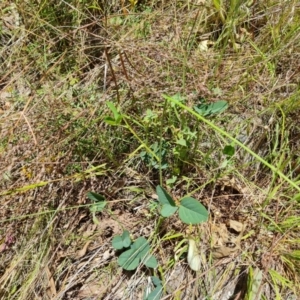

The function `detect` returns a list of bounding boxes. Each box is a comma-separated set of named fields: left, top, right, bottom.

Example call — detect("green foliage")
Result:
left=87, top=192, right=107, bottom=224
left=114, top=235, right=158, bottom=271
left=140, top=141, right=168, bottom=169
left=112, top=230, right=131, bottom=250
left=193, top=99, right=228, bottom=117
left=156, top=185, right=209, bottom=224
left=156, top=185, right=177, bottom=217
left=178, top=197, right=209, bottom=224
left=87, top=192, right=107, bottom=213
left=223, top=144, right=235, bottom=157
left=246, top=267, right=263, bottom=300
left=104, top=101, right=123, bottom=125
left=144, top=276, right=163, bottom=300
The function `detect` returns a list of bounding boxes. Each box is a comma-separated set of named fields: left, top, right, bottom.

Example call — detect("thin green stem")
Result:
left=163, top=94, right=300, bottom=193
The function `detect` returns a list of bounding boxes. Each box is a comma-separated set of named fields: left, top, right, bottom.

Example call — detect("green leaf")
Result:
left=166, top=176, right=177, bottom=186
left=105, top=101, right=123, bottom=125
left=178, top=197, right=209, bottom=224
left=169, top=93, right=185, bottom=107
left=144, top=286, right=163, bottom=300
left=87, top=191, right=105, bottom=202
left=247, top=267, right=263, bottom=300
left=104, top=116, right=118, bottom=125
left=121, top=230, right=131, bottom=248
left=223, top=144, right=235, bottom=157
left=112, top=235, right=124, bottom=250
left=106, top=101, right=120, bottom=120
left=156, top=185, right=176, bottom=206
left=118, top=237, right=156, bottom=271
left=144, top=254, right=158, bottom=268
left=87, top=192, right=107, bottom=213
left=151, top=276, right=162, bottom=287
left=193, top=100, right=228, bottom=117
left=132, top=237, right=150, bottom=257
left=118, top=249, right=140, bottom=270
left=112, top=230, right=131, bottom=250
left=161, top=204, right=178, bottom=217
left=209, top=100, right=228, bottom=114
left=176, top=138, right=187, bottom=146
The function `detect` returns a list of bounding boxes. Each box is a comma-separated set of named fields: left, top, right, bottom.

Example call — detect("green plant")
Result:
left=104, top=101, right=123, bottom=126
left=162, top=94, right=300, bottom=193
left=144, top=276, right=163, bottom=300
left=193, top=98, right=228, bottom=117
left=156, top=185, right=209, bottom=224
left=87, top=192, right=107, bottom=224
left=112, top=233, right=158, bottom=271
left=140, top=141, right=168, bottom=169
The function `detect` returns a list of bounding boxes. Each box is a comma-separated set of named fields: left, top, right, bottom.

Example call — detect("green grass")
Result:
left=1, top=0, right=300, bottom=299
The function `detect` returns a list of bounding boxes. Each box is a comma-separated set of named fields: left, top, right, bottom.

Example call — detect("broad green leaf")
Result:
left=89, top=201, right=107, bottom=212
left=156, top=185, right=176, bottom=206
left=178, top=197, right=209, bottom=224
left=87, top=191, right=105, bottom=202
left=112, top=235, right=124, bottom=250
left=118, top=237, right=155, bottom=271
left=87, top=192, right=107, bottom=213
left=161, top=204, right=178, bottom=217
left=112, top=230, right=131, bottom=249
left=132, top=237, right=150, bottom=257
left=172, top=93, right=185, bottom=102
left=144, top=286, right=163, bottom=300
left=169, top=93, right=185, bottom=107
left=144, top=254, right=158, bottom=268
left=193, top=100, right=228, bottom=117
left=90, top=201, right=107, bottom=213
left=176, top=138, right=187, bottom=146
left=209, top=100, right=228, bottom=114
left=118, top=249, right=140, bottom=270
left=151, top=276, right=162, bottom=286
left=193, top=104, right=209, bottom=116
left=121, top=230, right=131, bottom=248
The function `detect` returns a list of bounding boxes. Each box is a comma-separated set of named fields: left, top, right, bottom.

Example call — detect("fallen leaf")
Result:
left=46, top=266, right=57, bottom=298
left=76, top=240, right=92, bottom=259
left=229, top=220, right=245, bottom=233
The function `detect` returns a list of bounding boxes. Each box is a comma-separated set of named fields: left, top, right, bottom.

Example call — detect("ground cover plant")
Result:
left=1, top=0, right=300, bottom=299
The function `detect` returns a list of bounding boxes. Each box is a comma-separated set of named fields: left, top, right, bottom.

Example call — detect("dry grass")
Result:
left=1, top=0, right=300, bottom=299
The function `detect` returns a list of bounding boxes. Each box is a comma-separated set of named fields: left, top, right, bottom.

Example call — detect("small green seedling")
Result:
left=144, top=276, right=163, bottom=300
left=220, top=144, right=236, bottom=168
left=87, top=191, right=107, bottom=224
left=104, top=101, right=123, bottom=125
left=140, top=141, right=168, bottom=169
left=156, top=185, right=209, bottom=224
left=112, top=232, right=158, bottom=271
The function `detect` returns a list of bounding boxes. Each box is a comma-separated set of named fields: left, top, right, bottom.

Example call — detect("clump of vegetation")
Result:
left=1, top=0, right=300, bottom=299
